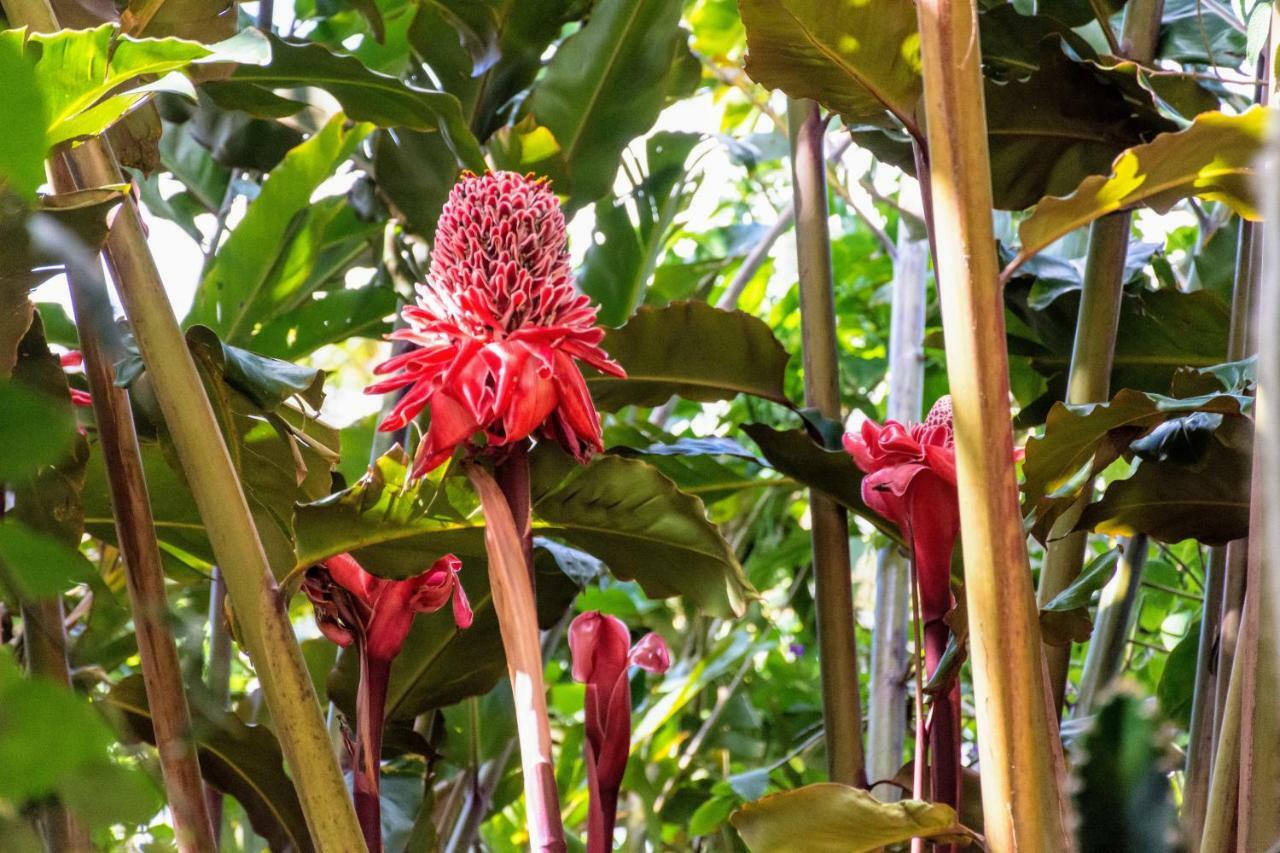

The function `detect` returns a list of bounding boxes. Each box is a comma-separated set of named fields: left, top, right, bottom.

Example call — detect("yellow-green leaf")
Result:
left=730, top=783, right=973, bottom=853
left=1007, top=107, right=1268, bottom=276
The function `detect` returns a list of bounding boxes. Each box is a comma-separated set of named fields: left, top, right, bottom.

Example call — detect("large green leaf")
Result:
left=5, top=25, right=266, bottom=151
left=1039, top=547, right=1122, bottom=645
left=185, top=117, right=373, bottom=345
left=730, top=783, right=972, bottom=853
left=527, top=0, right=685, bottom=210
left=738, top=0, right=923, bottom=136
left=0, top=38, right=46, bottom=199
left=1072, top=690, right=1177, bottom=853
left=208, top=34, right=485, bottom=170
left=1076, top=415, right=1251, bottom=545
left=102, top=675, right=314, bottom=853
left=296, top=445, right=752, bottom=617
left=587, top=301, right=791, bottom=410
left=1008, top=108, right=1267, bottom=273
left=0, top=382, right=78, bottom=481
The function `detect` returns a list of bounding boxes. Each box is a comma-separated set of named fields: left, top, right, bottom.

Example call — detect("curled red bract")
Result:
left=365, top=172, right=625, bottom=477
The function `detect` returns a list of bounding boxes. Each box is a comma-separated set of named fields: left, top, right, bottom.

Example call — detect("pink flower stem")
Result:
left=495, top=440, right=535, bottom=587
left=354, top=649, right=392, bottom=853
left=924, top=619, right=961, bottom=853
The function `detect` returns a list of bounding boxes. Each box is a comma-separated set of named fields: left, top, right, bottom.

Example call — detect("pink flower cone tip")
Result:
left=365, top=172, right=625, bottom=477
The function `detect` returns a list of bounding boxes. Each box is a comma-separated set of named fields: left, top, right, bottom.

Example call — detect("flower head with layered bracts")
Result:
left=365, top=172, right=626, bottom=477
left=569, top=611, right=670, bottom=853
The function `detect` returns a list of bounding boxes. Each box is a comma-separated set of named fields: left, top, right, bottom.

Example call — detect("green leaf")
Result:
left=531, top=443, right=753, bottom=617
left=1076, top=415, right=1251, bottom=545
left=1039, top=548, right=1121, bottom=645
left=0, top=521, right=95, bottom=600
left=185, top=116, right=373, bottom=345
left=1157, top=624, right=1198, bottom=729
left=738, top=0, right=923, bottom=136
left=251, top=283, right=395, bottom=361
left=730, top=783, right=972, bottom=853
left=369, top=127, right=459, bottom=240
left=214, top=34, right=485, bottom=171
left=186, top=325, right=328, bottom=410
left=102, top=674, right=315, bottom=853
left=0, top=382, right=78, bottom=481
left=587, top=301, right=791, bottom=410
left=527, top=0, right=685, bottom=209
left=1010, top=108, right=1267, bottom=272
left=1158, top=0, right=1245, bottom=65
left=0, top=38, right=46, bottom=199
left=1072, top=689, right=1177, bottom=853
left=742, top=424, right=903, bottom=545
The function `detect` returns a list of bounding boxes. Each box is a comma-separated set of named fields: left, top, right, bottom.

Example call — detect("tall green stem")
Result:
left=914, top=0, right=1072, bottom=847
left=1182, top=545, right=1226, bottom=847
left=0, top=0, right=367, bottom=835
left=49, top=155, right=217, bottom=851
left=1237, top=67, right=1280, bottom=847
left=1037, top=0, right=1165, bottom=716
left=787, top=97, right=867, bottom=788
left=1199, top=637, right=1242, bottom=853
left=1073, top=536, right=1148, bottom=716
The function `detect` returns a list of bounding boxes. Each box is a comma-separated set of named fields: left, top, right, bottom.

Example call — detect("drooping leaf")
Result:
left=742, top=424, right=903, bottom=544
left=527, top=0, right=685, bottom=209
left=1157, top=624, right=1198, bottom=729
left=1072, top=689, right=1177, bottom=853
left=730, top=783, right=973, bottom=853
left=1039, top=547, right=1122, bottom=645
left=738, top=0, right=923, bottom=136
left=1008, top=108, right=1267, bottom=273
left=605, top=423, right=768, bottom=506
left=587, top=301, right=791, bottom=410
left=209, top=34, right=485, bottom=170
left=185, top=117, right=373, bottom=345
left=1076, top=415, right=1251, bottom=545
left=102, top=675, right=314, bottom=853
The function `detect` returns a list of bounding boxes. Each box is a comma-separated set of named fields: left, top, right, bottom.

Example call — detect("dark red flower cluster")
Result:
left=366, top=172, right=625, bottom=477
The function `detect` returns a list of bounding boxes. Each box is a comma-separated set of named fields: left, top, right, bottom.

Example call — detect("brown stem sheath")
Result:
left=465, top=463, right=565, bottom=852
left=354, top=652, right=392, bottom=853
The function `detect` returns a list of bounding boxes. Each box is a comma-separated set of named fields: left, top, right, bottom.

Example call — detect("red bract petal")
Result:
left=59, top=350, right=84, bottom=368
left=628, top=632, right=670, bottom=673
left=500, top=346, right=559, bottom=443
left=323, top=552, right=376, bottom=604
left=366, top=554, right=469, bottom=661
left=569, top=611, right=631, bottom=687
left=68, top=388, right=92, bottom=408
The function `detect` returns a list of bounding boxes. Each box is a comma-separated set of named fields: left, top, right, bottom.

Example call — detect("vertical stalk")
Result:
left=1037, top=0, right=1165, bottom=715
left=866, top=180, right=928, bottom=798
left=353, top=653, right=392, bottom=852
left=0, top=0, right=367, bottom=832
left=914, top=0, right=1071, bottom=848
left=48, top=157, right=217, bottom=851
left=464, top=464, right=565, bottom=852
left=1073, top=535, right=1148, bottom=716
left=787, top=97, right=867, bottom=788
left=204, top=567, right=230, bottom=839
left=1181, top=545, right=1226, bottom=848
left=1237, top=68, right=1280, bottom=847
left=1199, top=638, right=1243, bottom=853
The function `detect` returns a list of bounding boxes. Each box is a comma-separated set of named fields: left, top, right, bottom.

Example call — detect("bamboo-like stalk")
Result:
left=1037, top=0, right=1166, bottom=715
left=787, top=97, right=867, bottom=788
left=1, top=1, right=367, bottom=842
left=865, top=179, right=928, bottom=798
left=1237, top=74, right=1280, bottom=849
left=914, top=0, right=1071, bottom=848
left=1181, top=545, right=1226, bottom=848
left=48, top=158, right=217, bottom=852
left=1073, top=536, right=1148, bottom=717
left=1200, top=638, right=1243, bottom=853
left=464, top=463, right=565, bottom=852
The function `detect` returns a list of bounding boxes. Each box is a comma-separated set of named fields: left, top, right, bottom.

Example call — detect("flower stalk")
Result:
left=914, top=0, right=1072, bottom=848
left=787, top=96, right=867, bottom=788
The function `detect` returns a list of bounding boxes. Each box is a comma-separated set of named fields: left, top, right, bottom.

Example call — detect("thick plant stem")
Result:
left=1037, top=214, right=1129, bottom=714
left=1238, top=88, right=1280, bottom=850
left=48, top=159, right=218, bottom=851
left=914, top=0, right=1071, bottom=849
left=204, top=567, right=231, bottom=838
left=1073, top=536, right=1148, bottom=716
left=5, top=31, right=366, bottom=841
left=787, top=97, right=867, bottom=788
left=354, top=653, right=392, bottom=852
left=1200, top=641, right=1243, bottom=853
left=465, top=464, right=565, bottom=852
left=1182, top=545, right=1227, bottom=848
left=866, top=181, right=928, bottom=798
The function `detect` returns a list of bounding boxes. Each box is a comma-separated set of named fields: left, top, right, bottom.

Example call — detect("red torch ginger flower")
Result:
left=569, top=612, right=670, bottom=853
left=365, top=172, right=625, bottom=477
left=303, top=552, right=471, bottom=853
left=844, top=396, right=961, bottom=841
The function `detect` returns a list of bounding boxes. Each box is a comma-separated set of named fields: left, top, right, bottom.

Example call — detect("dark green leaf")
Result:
left=0, top=522, right=95, bottom=600
left=587, top=301, right=791, bottom=410
left=0, top=382, right=78, bottom=481
left=1157, top=625, right=1198, bottom=729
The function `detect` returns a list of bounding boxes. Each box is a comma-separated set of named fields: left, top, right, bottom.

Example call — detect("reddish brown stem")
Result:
left=585, top=746, right=617, bottom=853
left=924, top=619, right=960, bottom=853
left=354, top=651, right=392, bottom=853
left=495, top=440, right=535, bottom=586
